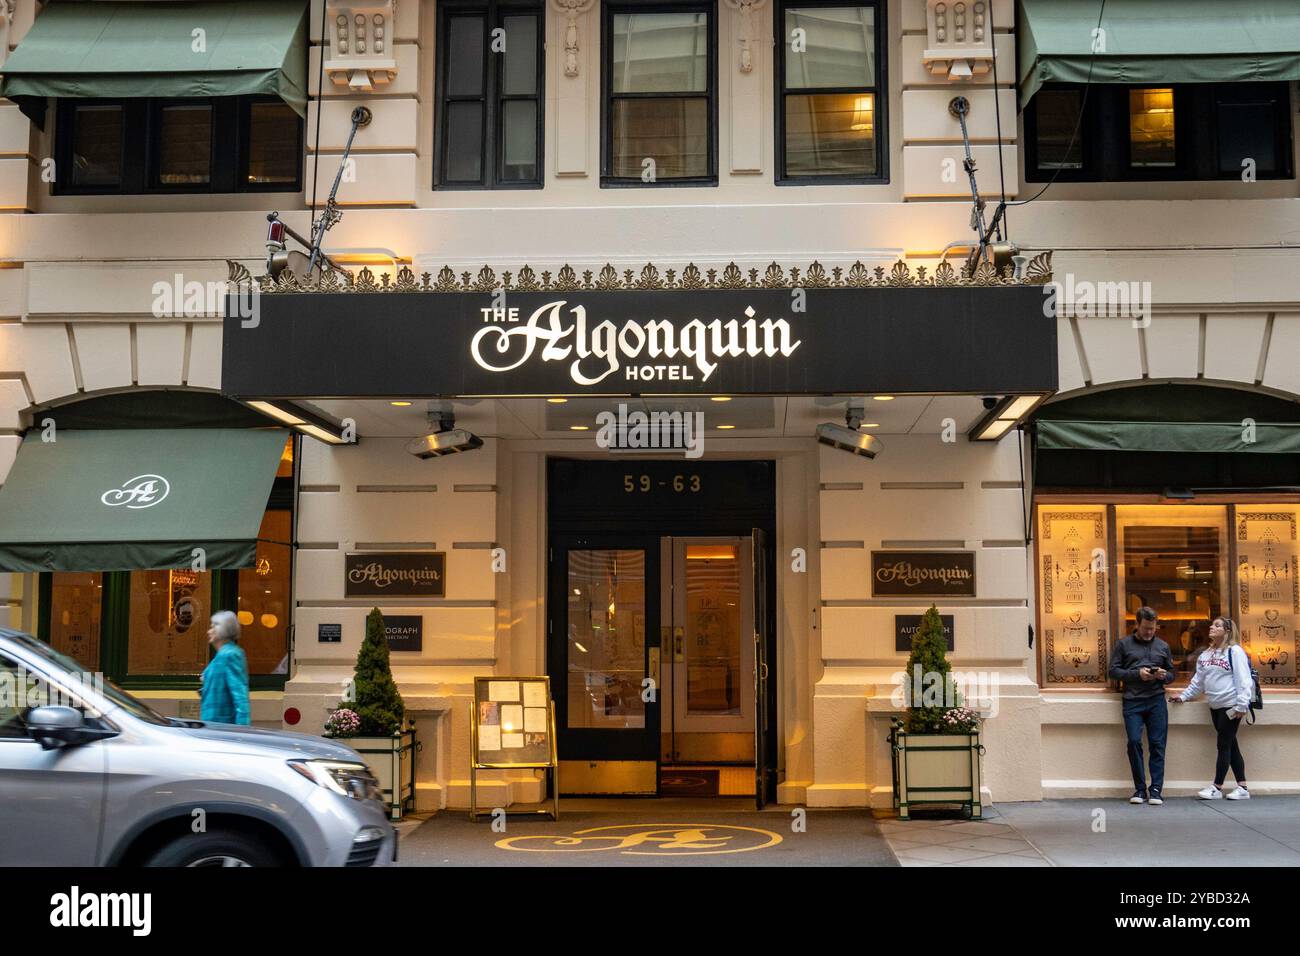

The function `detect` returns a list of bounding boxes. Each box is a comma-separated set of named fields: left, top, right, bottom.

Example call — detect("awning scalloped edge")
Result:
left=227, top=252, right=1054, bottom=295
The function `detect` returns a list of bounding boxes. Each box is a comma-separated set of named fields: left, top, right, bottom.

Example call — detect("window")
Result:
left=603, top=3, right=716, bottom=186
left=434, top=1, right=544, bottom=188
left=1025, top=82, right=1294, bottom=182
left=777, top=2, right=886, bottom=183
left=54, top=96, right=303, bottom=195
left=1036, top=503, right=1300, bottom=688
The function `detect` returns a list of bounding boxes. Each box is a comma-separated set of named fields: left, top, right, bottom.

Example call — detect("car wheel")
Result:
left=144, top=830, right=282, bottom=868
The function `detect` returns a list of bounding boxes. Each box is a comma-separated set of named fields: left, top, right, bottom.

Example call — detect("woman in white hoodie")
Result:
left=1169, top=617, right=1252, bottom=800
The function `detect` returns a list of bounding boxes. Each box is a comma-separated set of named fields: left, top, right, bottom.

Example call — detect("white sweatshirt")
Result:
left=1178, top=644, right=1253, bottom=714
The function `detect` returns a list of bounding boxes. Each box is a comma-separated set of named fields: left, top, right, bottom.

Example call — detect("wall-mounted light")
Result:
left=325, top=2, right=398, bottom=93
left=969, top=394, right=1047, bottom=441
left=246, top=400, right=350, bottom=445
left=923, top=0, right=995, bottom=82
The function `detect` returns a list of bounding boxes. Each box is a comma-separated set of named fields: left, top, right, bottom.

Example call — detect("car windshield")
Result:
left=7, top=632, right=172, bottom=726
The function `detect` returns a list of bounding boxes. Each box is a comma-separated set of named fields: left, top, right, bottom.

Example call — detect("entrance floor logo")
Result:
left=496, top=823, right=783, bottom=855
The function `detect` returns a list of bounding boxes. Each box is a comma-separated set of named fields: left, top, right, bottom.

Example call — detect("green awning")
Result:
left=1037, top=419, right=1300, bottom=454
left=1018, top=0, right=1300, bottom=107
left=0, top=428, right=288, bottom=572
left=0, top=1, right=309, bottom=117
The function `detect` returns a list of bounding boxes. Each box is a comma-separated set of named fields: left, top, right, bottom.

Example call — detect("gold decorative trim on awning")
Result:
left=228, top=252, right=1054, bottom=295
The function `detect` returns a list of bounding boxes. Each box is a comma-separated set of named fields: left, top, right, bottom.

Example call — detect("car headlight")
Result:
left=288, top=759, right=382, bottom=803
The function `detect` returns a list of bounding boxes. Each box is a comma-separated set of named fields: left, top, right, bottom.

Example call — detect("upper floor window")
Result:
left=1025, top=82, right=1295, bottom=182
left=603, top=2, right=717, bottom=186
left=54, top=96, right=302, bottom=196
left=434, top=0, right=545, bottom=189
left=777, top=2, right=886, bottom=183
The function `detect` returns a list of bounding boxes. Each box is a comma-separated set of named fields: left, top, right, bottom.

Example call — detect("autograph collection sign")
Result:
left=223, top=286, right=1058, bottom=398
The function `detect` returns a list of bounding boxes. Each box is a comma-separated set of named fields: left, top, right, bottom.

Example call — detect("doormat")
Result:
left=658, top=769, right=721, bottom=797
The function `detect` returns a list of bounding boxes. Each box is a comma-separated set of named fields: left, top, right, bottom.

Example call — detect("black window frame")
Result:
left=774, top=0, right=889, bottom=186
left=433, top=0, right=546, bottom=190
left=53, top=94, right=304, bottom=196
left=601, top=0, right=719, bottom=188
left=1024, top=82, right=1295, bottom=183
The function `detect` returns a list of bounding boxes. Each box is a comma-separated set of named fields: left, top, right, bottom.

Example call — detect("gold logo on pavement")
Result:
left=496, top=823, right=782, bottom=856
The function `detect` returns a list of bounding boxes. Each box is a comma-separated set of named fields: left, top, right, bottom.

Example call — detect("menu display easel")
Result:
left=469, top=676, right=559, bottom=821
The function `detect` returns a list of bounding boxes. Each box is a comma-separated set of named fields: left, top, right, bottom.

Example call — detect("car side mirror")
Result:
left=26, top=705, right=87, bottom=750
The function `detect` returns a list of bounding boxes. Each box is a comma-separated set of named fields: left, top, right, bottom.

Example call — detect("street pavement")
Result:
left=394, top=795, right=1300, bottom=866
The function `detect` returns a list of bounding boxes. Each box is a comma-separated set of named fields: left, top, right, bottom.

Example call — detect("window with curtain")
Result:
left=55, top=96, right=302, bottom=195
left=1025, top=82, right=1294, bottom=182
left=604, top=5, right=715, bottom=184
left=435, top=1, right=544, bottom=188
left=778, top=2, right=884, bottom=182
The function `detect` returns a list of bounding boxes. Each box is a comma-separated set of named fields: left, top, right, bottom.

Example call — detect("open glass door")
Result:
left=752, top=527, right=770, bottom=809
left=550, top=535, right=660, bottom=794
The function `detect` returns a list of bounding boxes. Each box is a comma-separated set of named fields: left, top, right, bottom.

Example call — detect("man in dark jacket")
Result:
left=1108, top=606, right=1177, bottom=805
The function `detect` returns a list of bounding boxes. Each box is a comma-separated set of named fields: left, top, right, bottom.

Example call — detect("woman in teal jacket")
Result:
left=200, top=610, right=251, bottom=725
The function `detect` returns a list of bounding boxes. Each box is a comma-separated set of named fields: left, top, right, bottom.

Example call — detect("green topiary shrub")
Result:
left=352, top=607, right=406, bottom=736
left=903, top=605, right=959, bottom=733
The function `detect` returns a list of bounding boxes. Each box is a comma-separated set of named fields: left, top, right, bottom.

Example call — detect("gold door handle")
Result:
left=673, top=626, right=685, bottom=662
left=648, top=647, right=661, bottom=688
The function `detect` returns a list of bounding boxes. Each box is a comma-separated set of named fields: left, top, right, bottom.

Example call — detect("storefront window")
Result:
left=46, top=572, right=104, bottom=671
left=236, top=509, right=291, bottom=675
left=566, top=549, right=647, bottom=730
left=1038, top=506, right=1110, bottom=684
left=1116, top=506, right=1227, bottom=680
left=126, top=569, right=212, bottom=676
left=1236, top=506, right=1299, bottom=686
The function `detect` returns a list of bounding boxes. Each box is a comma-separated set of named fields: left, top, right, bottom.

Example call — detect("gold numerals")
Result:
left=623, top=474, right=702, bottom=493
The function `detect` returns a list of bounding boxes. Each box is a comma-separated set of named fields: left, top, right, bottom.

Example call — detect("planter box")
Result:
left=335, top=729, right=417, bottom=821
left=890, top=723, right=983, bottom=820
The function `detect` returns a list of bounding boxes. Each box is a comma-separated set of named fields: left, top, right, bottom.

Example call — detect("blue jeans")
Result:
left=1123, top=696, right=1168, bottom=794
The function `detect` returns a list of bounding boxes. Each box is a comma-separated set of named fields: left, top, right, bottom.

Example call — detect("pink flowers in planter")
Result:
left=323, top=708, right=361, bottom=738
left=941, top=706, right=980, bottom=733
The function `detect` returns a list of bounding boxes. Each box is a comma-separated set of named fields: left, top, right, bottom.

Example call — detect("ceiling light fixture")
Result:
left=246, top=400, right=348, bottom=444
left=405, top=402, right=483, bottom=458
left=817, top=401, right=882, bottom=459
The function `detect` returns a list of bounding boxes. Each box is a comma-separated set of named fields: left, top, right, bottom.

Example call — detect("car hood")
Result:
left=161, top=722, right=366, bottom=761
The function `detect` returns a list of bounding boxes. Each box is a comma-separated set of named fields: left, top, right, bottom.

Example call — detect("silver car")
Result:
left=0, top=627, right=396, bottom=867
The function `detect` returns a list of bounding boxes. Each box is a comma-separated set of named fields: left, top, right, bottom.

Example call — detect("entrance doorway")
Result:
left=546, top=459, right=776, bottom=805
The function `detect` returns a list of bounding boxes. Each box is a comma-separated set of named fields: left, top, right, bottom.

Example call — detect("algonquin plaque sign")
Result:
left=872, top=551, right=977, bottom=598
left=345, top=552, right=446, bottom=598
left=222, top=279, right=1058, bottom=398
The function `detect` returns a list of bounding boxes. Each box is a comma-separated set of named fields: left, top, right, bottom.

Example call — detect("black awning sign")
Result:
left=223, top=287, right=1057, bottom=398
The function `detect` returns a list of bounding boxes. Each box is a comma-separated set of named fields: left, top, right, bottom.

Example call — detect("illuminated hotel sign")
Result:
left=223, top=286, right=1057, bottom=399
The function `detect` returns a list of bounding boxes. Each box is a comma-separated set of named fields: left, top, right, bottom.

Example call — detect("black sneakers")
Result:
left=1130, top=790, right=1147, bottom=804
left=1148, top=788, right=1163, bottom=805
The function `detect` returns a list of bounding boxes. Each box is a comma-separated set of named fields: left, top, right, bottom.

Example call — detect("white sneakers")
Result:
left=1197, top=784, right=1251, bottom=799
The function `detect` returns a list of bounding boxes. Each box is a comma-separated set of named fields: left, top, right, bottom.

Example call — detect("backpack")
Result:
left=1227, top=646, right=1263, bottom=725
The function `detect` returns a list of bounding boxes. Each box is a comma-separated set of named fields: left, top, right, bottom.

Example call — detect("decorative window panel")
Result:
left=1236, top=505, right=1299, bottom=686
left=1038, top=506, right=1109, bottom=684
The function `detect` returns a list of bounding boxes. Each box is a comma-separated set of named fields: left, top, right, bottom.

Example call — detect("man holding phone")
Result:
left=1108, top=606, right=1177, bottom=805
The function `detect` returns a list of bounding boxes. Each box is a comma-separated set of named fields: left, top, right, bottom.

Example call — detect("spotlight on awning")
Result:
left=969, top=394, right=1046, bottom=441
left=817, top=402, right=882, bottom=459
left=406, top=403, right=483, bottom=459
left=246, top=400, right=349, bottom=445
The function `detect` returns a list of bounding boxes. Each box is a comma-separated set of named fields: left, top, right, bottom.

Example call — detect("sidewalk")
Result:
left=393, top=796, right=1300, bottom=867
left=882, top=796, right=1300, bottom=867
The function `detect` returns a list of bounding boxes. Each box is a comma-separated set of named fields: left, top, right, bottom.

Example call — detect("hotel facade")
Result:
left=1, top=0, right=1298, bottom=811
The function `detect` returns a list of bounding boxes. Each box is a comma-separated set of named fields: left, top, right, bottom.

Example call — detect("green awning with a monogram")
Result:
left=0, top=428, right=287, bottom=572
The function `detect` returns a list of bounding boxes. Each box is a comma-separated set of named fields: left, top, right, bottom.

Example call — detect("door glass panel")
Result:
left=127, top=569, right=211, bottom=675
left=683, top=544, right=741, bottom=714
left=566, top=549, right=646, bottom=729
left=47, top=572, right=103, bottom=671
left=236, top=509, right=291, bottom=675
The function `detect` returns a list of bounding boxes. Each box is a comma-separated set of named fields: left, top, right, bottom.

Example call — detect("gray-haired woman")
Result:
left=200, top=610, right=251, bottom=725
